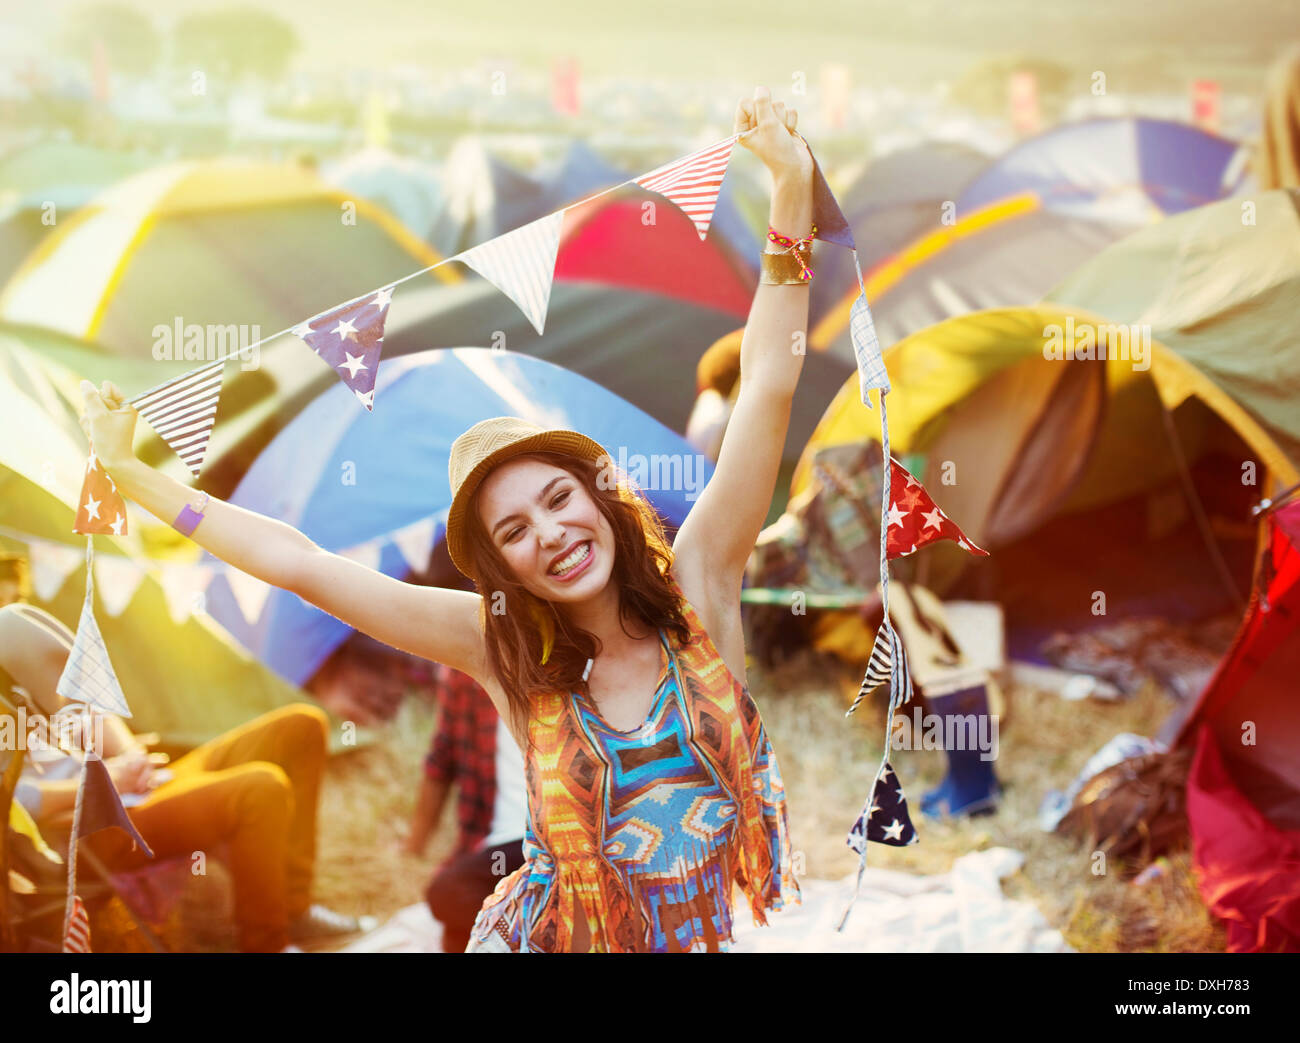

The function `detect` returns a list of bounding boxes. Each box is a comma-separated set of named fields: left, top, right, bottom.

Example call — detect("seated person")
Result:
left=402, top=662, right=527, bottom=953
left=0, top=600, right=371, bottom=952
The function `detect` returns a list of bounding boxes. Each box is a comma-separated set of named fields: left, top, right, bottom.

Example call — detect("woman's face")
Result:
left=475, top=457, right=616, bottom=602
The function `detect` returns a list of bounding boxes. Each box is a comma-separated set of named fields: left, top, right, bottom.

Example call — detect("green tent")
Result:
left=0, top=330, right=319, bottom=752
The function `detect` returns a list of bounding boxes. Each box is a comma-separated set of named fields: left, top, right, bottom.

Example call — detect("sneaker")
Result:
left=289, top=904, right=378, bottom=942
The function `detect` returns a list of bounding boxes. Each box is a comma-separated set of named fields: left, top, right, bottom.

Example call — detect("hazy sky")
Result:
left=6, top=0, right=1299, bottom=88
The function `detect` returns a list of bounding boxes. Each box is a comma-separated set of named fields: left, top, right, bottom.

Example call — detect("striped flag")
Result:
left=293, top=285, right=395, bottom=412
left=133, top=359, right=225, bottom=478
left=845, top=621, right=913, bottom=716
left=635, top=135, right=738, bottom=240
left=57, top=546, right=131, bottom=718
left=455, top=212, right=564, bottom=336
left=73, top=442, right=129, bottom=536
left=62, top=895, right=92, bottom=953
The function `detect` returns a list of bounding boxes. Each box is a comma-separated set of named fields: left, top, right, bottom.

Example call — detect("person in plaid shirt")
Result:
left=405, top=661, right=527, bottom=952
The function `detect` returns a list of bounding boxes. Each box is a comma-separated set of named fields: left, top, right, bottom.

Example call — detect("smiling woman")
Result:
left=80, top=85, right=815, bottom=952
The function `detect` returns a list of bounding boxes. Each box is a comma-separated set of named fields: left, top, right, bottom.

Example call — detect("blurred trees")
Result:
left=172, top=7, right=301, bottom=82
left=59, top=3, right=161, bottom=77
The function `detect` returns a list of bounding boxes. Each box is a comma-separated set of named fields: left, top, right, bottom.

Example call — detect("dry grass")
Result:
left=93, top=648, right=1224, bottom=952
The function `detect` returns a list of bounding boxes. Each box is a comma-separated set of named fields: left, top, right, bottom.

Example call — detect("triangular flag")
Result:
left=292, top=285, right=395, bottom=412
left=76, top=752, right=153, bottom=857
left=158, top=562, right=214, bottom=624
left=850, top=290, right=888, bottom=407
left=73, top=443, right=128, bottom=536
left=91, top=554, right=146, bottom=618
left=847, top=762, right=918, bottom=851
left=885, top=457, right=990, bottom=560
left=27, top=539, right=84, bottom=601
left=133, top=359, right=226, bottom=477
left=391, top=516, right=438, bottom=574
left=456, top=212, right=564, bottom=336
left=802, top=136, right=855, bottom=249
left=223, top=568, right=273, bottom=625
left=634, top=135, right=738, bottom=240
left=56, top=563, right=131, bottom=718
left=845, top=621, right=893, bottom=716
left=62, top=895, right=92, bottom=953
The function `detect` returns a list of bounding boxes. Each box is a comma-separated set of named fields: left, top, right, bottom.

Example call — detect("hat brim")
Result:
left=446, top=429, right=611, bottom=580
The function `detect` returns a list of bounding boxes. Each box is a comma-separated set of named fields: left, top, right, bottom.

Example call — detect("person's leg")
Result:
left=168, top=704, right=328, bottom=918
left=426, top=842, right=524, bottom=954
left=88, top=763, right=295, bottom=952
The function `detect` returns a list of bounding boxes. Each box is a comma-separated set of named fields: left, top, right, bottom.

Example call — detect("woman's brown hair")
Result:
left=464, top=451, right=691, bottom=746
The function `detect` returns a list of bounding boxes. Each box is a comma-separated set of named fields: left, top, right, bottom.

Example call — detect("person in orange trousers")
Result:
left=1, top=600, right=372, bottom=952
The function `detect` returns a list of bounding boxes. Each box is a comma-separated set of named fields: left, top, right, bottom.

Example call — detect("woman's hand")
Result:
left=79, top=379, right=139, bottom=471
left=735, top=86, right=813, bottom=181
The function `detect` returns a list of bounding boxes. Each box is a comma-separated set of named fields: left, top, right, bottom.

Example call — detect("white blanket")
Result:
left=342, top=847, right=1071, bottom=953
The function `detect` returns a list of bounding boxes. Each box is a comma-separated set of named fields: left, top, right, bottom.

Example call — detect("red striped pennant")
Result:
left=63, top=895, right=92, bottom=953
left=634, top=135, right=739, bottom=240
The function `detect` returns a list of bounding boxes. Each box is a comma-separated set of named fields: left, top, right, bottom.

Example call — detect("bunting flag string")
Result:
left=634, top=133, right=740, bottom=240
left=132, top=358, right=226, bottom=478
left=73, top=441, right=128, bottom=536
left=292, top=285, right=395, bottom=412
left=454, top=211, right=565, bottom=336
left=55, top=540, right=132, bottom=718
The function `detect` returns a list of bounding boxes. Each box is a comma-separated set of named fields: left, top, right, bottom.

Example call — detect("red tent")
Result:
left=556, top=193, right=755, bottom=319
left=1177, top=498, right=1300, bottom=952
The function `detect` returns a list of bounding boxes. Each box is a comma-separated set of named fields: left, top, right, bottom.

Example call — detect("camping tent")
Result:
left=0, top=157, right=460, bottom=359
left=319, top=145, right=446, bottom=248
left=426, top=137, right=551, bottom=257
left=202, top=347, right=717, bottom=685
left=808, top=141, right=990, bottom=325
left=1048, top=187, right=1300, bottom=952
left=0, top=139, right=157, bottom=287
left=0, top=330, right=310, bottom=751
left=809, top=118, right=1248, bottom=363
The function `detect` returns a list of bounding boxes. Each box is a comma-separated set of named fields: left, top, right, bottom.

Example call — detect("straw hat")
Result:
left=445, top=416, right=611, bottom=579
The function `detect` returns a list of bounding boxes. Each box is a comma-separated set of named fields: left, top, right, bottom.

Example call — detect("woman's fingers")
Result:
left=734, top=97, right=754, bottom=135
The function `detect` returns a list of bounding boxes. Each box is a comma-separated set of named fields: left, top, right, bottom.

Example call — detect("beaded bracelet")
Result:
left=761, top=222, right=817, bottom=284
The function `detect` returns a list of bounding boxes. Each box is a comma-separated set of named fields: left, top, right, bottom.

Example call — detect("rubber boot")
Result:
left=920, top=683, right=1002, bottom=818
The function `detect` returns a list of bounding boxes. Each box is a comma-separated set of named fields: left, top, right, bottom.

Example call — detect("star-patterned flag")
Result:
left=293, top=285, right=395, bottom=412
left=847, top=762, right=918, bottom=851
left=56, top=549, right=131, bottom=718
left=76, top=753, right=153, bottom=857
left=73, top=442, right=128, bottom=536
left=886, top=457, right=990, bottom=560
left=455, top=212, right=564, bottom=336
left=133, top=358, right=226, bottom=478
left=62, top=895, right=92, bottom=953
left=850, top=291, right=888, bottom=408
left=634, top=135, right=739, bottom=240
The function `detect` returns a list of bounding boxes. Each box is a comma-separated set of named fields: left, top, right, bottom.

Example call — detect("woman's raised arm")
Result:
left=80, top=381, right=488, bottom=683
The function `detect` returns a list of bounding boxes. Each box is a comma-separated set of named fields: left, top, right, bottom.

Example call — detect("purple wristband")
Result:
left=173, top=493, right=208, bottom=537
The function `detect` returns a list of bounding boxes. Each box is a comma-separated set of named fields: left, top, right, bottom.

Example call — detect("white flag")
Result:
left=56, top=569, right=131, bottom=718
left=455, top=211, right=564, bottom=336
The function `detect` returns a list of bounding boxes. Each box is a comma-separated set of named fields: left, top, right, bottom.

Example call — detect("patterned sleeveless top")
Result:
left=468, top=579, right=801, bottom=952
